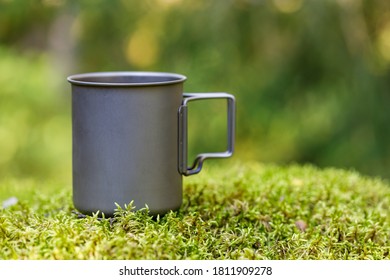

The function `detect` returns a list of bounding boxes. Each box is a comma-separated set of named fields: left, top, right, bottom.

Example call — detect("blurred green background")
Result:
left=0, top=0, right=389, bottom=183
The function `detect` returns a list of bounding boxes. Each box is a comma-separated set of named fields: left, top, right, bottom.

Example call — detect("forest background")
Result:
left=0, top=0, right=389, bottom=183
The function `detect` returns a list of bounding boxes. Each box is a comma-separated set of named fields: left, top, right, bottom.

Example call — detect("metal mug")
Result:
left=67, top=72, right=235, bottom=216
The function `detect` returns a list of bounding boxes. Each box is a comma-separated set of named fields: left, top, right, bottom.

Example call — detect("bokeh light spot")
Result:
left=126, top=27, right=159, bottom=68
left=156, top=0, right=183, bottom=7
left=273, top=0, right=303, bottom=13
left=378, top=22, right=390, bottom=62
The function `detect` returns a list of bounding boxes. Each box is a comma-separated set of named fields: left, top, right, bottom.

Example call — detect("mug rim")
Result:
left=67, top=71, right=187, bottom=87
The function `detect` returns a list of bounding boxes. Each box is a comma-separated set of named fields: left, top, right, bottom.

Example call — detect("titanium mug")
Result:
left=67, top=72, right=235, bottom=216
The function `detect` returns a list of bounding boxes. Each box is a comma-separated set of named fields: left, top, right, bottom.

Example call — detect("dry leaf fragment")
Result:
left=295, top=220, right=307, bottom=232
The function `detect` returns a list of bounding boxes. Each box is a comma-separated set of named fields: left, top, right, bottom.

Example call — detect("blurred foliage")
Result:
left=0, top=46, right=71, bottom=181
left=0, top=0, right=390, bottom=181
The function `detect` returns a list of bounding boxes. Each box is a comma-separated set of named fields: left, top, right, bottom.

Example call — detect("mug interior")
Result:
left=67, top=72, right=186, bottom=87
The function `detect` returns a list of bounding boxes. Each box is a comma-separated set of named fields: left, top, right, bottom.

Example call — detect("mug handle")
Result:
left=178, top=93, right=236, bottom=176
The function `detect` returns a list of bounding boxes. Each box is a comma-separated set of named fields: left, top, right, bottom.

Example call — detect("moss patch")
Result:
left=0, top=162, right=389, bottom=259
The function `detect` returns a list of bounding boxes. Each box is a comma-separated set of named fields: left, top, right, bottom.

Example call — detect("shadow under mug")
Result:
left=67, top=71, right=235, bottom=216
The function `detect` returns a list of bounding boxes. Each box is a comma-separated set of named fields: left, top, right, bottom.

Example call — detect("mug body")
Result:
left=68, top=72, right=186, bottom=216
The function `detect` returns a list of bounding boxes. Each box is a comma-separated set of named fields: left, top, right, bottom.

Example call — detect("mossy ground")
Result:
left=0, top=162, right=389, bottom=260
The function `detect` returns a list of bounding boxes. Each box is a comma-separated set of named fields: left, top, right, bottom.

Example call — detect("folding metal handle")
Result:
left=178, top=93, right=235, bottom=176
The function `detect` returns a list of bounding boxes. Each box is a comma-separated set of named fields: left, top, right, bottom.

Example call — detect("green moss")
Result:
left=0, top=162, right=389, bottom=259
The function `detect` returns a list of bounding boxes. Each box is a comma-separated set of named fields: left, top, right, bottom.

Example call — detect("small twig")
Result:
left=71, top=210, right=87, bottom=219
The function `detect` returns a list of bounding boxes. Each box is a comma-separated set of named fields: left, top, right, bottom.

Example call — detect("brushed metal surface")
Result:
left=68, top=72, right=184, bottom=216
